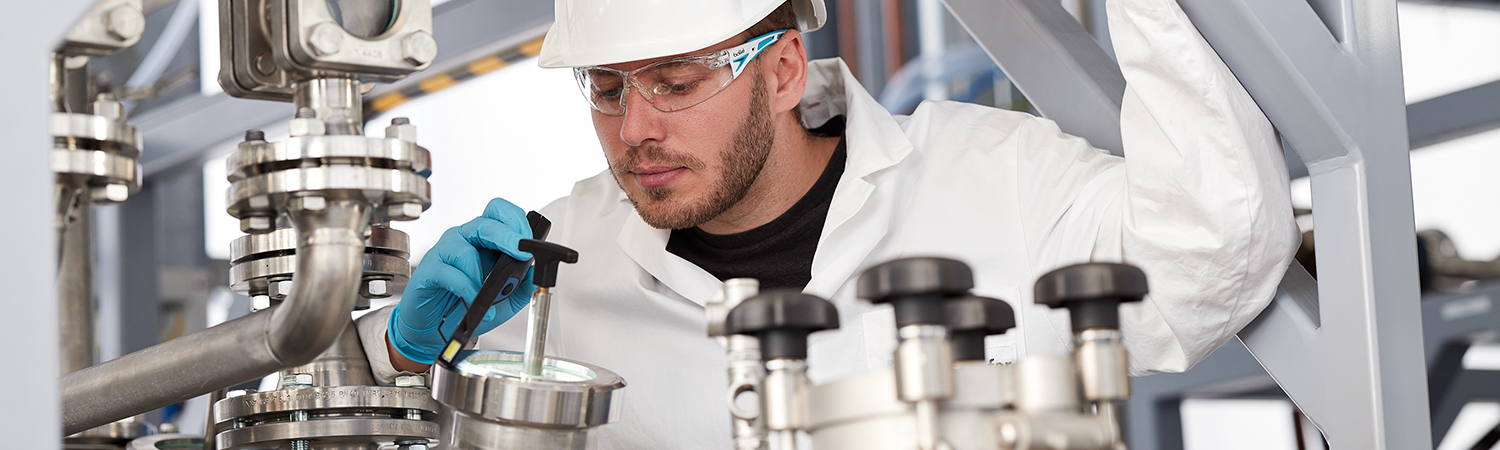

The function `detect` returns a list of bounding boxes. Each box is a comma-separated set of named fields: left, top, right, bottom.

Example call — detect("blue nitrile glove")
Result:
left=389, top=198, right=537, bottom=364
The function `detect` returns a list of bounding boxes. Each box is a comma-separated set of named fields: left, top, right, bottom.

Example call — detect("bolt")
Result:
left=245, top=130, right=265, bottom=142
left=394, top=374, right=426, bottom=388
left=281, top=373, right=313, bottom=390
left=251, top=295, right=272, bottom=311
left=248, top=195, right=271, bottom=209
left=405, top=409, right=423, bottom=420
left=225, top=389, right=257, bottom=398
left=385, top=118, right=418, bottom=143
left=401, top=31, right=438, bottom=65
left=90, top=183, right=130, bottom=203
left=268, top=279, right=294, bottom=300
left=254, top=52, right=276, bottom=76
left=288, top=117, right=325, bottom=137
left=93, top=94, right=125, bottom=121
left=294, top=195, right=326, bottom=211
left=388, top=202, right=423, bottom=221
left=396, top=441, right=429, bottom=450
left=289, top=408, right=312, bottom=450
left=104, top=5, right=144, bottom=41
left=308, top=22, right=344, bottom=56
left=160, top=422, right=179, bottom=434
left=295, top=108, right=317, bottom=119
left=240, top=216, right=274, bottom=233
left=362, top=278, right=393, bottom=299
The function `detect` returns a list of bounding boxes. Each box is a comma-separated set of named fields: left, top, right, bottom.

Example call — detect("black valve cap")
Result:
left=1033, top=263, right=1148, bottom=332
left=517, top=239, right=578, bottom=289
left=945, top=296, right=1015, bottom=361
left=857, top=257, right=974, bottom=327
left=725, top=289, right=840, bottom=361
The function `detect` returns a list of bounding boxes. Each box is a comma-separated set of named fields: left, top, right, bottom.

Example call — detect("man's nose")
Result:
left=619, top=85, right=666, bottom=147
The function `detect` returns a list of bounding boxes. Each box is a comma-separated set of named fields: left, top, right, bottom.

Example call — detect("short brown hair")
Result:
left=743, top=1, right=808, bottom=129
left=743, top=2, right=800, bottom=41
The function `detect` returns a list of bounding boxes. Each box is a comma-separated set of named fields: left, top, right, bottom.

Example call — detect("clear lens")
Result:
left=575, top=57, right=736, bottom=116
left=326, top=0, right=400, bottom=38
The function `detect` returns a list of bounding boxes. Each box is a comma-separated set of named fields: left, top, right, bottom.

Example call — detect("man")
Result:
left=355, top=0, right=1300, bottom=447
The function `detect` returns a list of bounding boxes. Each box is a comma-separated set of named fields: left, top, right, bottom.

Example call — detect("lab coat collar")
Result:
left=617, top=57, right=915, bottom=305
left=803, top=58, right=914, bottom=297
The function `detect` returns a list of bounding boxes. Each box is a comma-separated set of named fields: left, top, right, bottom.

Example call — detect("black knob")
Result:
left=518, top=240, right=578, bottom=288
left=945, top=296, right=1015, bottom=361
left=857, top=257, right=974, bottom=327
left=1033, top=263, right=1148, bottom=332
left=725, top=289, right=840, bottom=361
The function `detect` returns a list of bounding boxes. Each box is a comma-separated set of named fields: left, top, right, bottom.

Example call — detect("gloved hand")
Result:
left=388, top=198, right=536, bottom=364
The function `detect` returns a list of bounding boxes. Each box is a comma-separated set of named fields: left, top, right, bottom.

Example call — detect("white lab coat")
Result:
left=356, top=0, right=1299, bottom=447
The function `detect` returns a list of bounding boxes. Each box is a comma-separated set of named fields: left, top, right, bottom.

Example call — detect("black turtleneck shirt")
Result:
left=666, top=131, right=847, bottom=291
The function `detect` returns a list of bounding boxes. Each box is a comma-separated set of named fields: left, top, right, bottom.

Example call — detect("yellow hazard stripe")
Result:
left=419, top=74, right=458, bottom=93
left=468, top=56, right=508, bottom=76
left=371, top=92, right=410, bottom=113
left=519, top=37, right=545, bottom=56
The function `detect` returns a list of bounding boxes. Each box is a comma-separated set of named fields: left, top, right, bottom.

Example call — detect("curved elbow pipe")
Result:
left=61, top=200, right=370, bottom=435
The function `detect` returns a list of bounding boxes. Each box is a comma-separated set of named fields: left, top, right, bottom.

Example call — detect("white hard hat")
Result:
left=537, top=0, right=826, bottom=68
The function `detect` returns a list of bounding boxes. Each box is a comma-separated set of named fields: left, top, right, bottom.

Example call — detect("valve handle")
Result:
left=1033, top=263, right=1148, bottom=332
left=857, top=257, right=974, bottom=327
left=518, top=239, right=578, bottom=289
left=725, top=289, right=840, bottom=361
left=945, top=296, right=1015, bottom=362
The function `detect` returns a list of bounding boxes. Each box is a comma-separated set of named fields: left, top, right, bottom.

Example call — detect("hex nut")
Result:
left=90, top=183, right=130, bottom=203
left=269, top=279, right=294, bottom=300
left=251, top=295, right=272, bottom=311
left=385, top=121, right=418, bottom=144
left=401, top=31, right=438, bottom=65
left=225, top=389, right=257, bottom=398
left=281, top=373, right=314, bottom=389
left=104, top=5, right=145, bottom=41
left=292, top=195, right=326, bottom=211
left=394, top=374, right=426, bottom=389
left=288, top=117, right=325, bottom=137
left=362, top=279, right=393, bottom=299
left=241, top=216, right=274, bottom=233
left=388, top=202, right=424, bottom=221
left=308, top=22, right=344, bottom=56
left=93, top=97, right=125, bottom=121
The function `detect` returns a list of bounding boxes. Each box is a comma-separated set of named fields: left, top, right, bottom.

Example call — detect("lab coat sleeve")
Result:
left=354, top=305, right=401, bottom=384
left=1016, top=0, right=1299, bottom=375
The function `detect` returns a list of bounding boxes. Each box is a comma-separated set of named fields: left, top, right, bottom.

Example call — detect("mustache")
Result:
left=611, top=144, right=705, bottom=173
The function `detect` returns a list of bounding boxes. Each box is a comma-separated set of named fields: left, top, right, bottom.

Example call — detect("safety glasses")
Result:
left=573, top=30, right=789, bottom=116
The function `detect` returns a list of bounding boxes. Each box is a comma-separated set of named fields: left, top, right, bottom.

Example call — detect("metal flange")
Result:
left=226, top=135, right=430, bottom=181
left=229, top=226, right=412, bottom=300
left=52, top=147, right=141, bottom=190
left=226, top=165, right=431, bottom=223
left=433, top=350, right=627, bottom=429
left=230, top=225, right=410, bottom=262
left=214, top=417, right=439, bottom=450
left=211, top=386, right=439, bottom=424
left=51, top=112, right=142, bottom=155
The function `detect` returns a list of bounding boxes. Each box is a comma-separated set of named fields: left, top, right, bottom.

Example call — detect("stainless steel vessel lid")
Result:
left=433, top=350, right=626, bottom=428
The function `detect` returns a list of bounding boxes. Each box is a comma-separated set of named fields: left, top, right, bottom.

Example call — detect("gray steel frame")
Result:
left=939, top=0, right=1429, bottom=448
left=1128, top=280, right=1500, bottom=449
left=0, top=0, right=96, bottom=445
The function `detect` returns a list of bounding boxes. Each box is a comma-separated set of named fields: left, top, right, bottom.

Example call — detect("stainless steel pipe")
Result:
left=61, top=200, right=370, bottom=434
left=57, top=185, right=94, bottom=376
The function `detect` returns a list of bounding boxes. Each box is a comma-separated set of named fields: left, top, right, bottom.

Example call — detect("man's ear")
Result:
left=765, top=30, right=809, bottom=116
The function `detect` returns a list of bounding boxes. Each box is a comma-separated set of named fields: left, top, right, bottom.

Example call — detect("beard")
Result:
left=609, top=72, right=775, bottom=230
